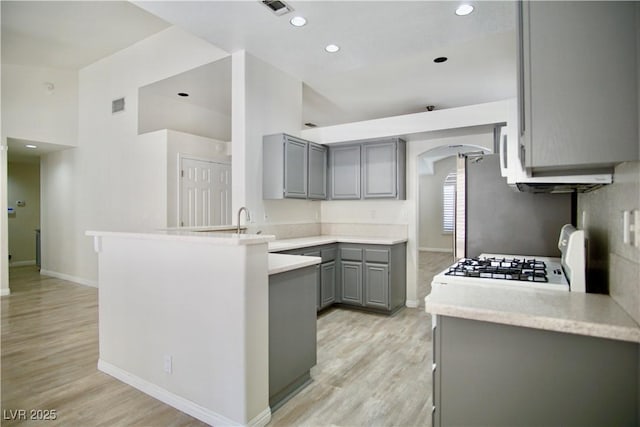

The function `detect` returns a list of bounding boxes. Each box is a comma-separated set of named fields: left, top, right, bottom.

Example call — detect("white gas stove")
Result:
left=432, top=224, right=586, bottom=293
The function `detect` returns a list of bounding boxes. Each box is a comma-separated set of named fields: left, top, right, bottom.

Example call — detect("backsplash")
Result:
left=578, top=161, right=640, bottom=323
left=321, top=223, right=408, bottom=239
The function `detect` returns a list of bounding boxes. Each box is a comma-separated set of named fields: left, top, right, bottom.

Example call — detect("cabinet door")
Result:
left=362, top=141, right=397, bottom=198
left=340, top=261, right=363, bottom=305
left=320, top=261, right=336, bottom=308
left=520, top=1, right=638, bottom=169
left=308, top=143, right=327, bottom=200
left=364, top=262, right=389, bottom=310
left=284, top=136, right=308, bottom=199
left=330, top=145, right=361, bottom=199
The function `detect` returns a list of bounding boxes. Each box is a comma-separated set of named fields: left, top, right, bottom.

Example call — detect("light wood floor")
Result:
left=2, top=254, right=451, bottom=426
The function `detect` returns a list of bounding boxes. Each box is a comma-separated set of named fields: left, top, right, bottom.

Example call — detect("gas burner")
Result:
left=445, top=257, right=549, bottom=283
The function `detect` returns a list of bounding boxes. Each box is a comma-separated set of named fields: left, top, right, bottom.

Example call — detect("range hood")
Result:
left=497, top=107, right=613, bottom=193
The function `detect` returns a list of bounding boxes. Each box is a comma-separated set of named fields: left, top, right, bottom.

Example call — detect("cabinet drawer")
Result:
left=303, top=250, right=321, bottom=257
left=340, top=248, right=363, bottom=261
left=364, top=249, right=389, bottom=263
left=321, top=247, right=337, bottom=263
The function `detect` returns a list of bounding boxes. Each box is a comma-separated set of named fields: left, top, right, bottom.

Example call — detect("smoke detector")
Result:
left=261, top=0, right=293, bottom=16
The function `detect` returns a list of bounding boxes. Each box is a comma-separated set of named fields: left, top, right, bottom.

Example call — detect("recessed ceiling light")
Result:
left=434, top=56, right=448, bottom=63
left=290, top=16, right=307, bottom=27
left=25, top=144, right=37, bottom=149
left=177, top=92, right=189, bottom=97
left=455, top=4, right=474, bottom=16
left=325, top=44, right=340, bottom=53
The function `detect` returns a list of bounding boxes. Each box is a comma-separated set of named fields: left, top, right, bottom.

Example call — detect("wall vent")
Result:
left=112, top=97, right=125, bottom=114
left=261, top=0, right=292, bottom=16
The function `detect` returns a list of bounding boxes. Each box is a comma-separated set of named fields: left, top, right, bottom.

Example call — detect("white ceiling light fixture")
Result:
left=25, top=144, right=38, bottom=149
left=290, top=16, right=306, bottom=27
left=325, top=44, right=340, bottom=53
left=455, top=4, right=474, bottom=16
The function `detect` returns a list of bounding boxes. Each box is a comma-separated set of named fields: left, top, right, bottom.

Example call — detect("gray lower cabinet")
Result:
left=329, top=144, right=361, bottom=199
left=320, top=261, right=336, bottom=308
left=268, top=265, right=317, bottom=410
left=364, top=263, right=389, bottom=310
left=278, top=244, right=337, bottom=311
left=340, top=261, right=363, bottom=305
left=277, top=242, right=406, bottom=314
left=337, top=243, right=406, bottom=313
left=432, top=315, right=639, bottom=426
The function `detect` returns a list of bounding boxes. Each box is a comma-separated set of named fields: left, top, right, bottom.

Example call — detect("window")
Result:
left=442, top=172, right=456, bottom=233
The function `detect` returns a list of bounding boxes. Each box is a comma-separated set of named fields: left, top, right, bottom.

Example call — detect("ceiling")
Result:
left=139, top=57, right=232, bottom=116
left=135, top=1, right=517, bottom=126
left=1, top=1, right=170, bottom=69
left=2, top=1, right=516, bottom=160
left=6, top=138, right=73, bottom=164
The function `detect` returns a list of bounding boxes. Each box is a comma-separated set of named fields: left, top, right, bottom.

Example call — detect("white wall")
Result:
left=303, top=100, right=508, bottom=307
left=419, top=156, right=456, bottom=251
left=1, top=64, right=78, bottom=147
left=39, top=27, right=229, bottom=285
left=7, top=162, right=40, bottom=264
left=232, top=51, right=320, bottom=227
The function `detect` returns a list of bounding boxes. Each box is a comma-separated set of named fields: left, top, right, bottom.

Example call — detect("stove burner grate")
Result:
left=444, top=257, right=548, bottom=282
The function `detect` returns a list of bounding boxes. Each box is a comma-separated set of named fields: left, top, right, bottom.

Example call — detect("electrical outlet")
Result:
left=163, top=355, right=172, bottom=374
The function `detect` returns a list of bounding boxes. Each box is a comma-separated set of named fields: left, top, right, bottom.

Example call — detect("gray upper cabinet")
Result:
left=329, top=144, right=361, bottom=200
left=308, top=143, right=327, bottom=200
left=518, top=1, right=639, bottom=171
left=362, top=139, right=405, bottom=199
left=263, top=133, right=327, bottom=200
left=329, top=138, right=405, bottom=200
left=284, top=137, right=308, bottom=198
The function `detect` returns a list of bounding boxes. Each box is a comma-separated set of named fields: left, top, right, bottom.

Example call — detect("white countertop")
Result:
left=161, top=225, right=247, bottom=232
left=425, top=284, right=640, bottom=343
left=86, top=230, right=276, bottom=246
left=268, top=235, right=408, bottom=252
left=268, top=253, right=321, bottom=275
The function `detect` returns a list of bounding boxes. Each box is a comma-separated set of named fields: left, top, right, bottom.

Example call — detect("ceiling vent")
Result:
left=261, top=0, right=292, bottom=16
left=112, top=97, right=125, bottom=114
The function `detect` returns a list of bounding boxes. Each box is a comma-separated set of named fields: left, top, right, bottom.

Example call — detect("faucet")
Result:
left=237, top=207, right=249, bottom=234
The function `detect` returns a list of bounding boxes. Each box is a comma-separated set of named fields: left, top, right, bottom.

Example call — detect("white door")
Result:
left=180, top=158, right=231, bottom=227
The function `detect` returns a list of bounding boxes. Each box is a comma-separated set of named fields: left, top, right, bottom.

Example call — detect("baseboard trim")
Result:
left=248, top=407, right=272, bottom=427
left=0, top=288, right=10, bottom=297
left=9, top=260, right=36, bottom=267
left=418, top=247, right=453, bottom=253
left=39, top=269, right=98, bottom=288
left=405, top=299, right=420, bottom=308
left=98, top=359, right=270, bottom=426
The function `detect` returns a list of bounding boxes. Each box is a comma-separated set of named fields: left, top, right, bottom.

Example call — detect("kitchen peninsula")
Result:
left=86, top=229, right=320, bottom=427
